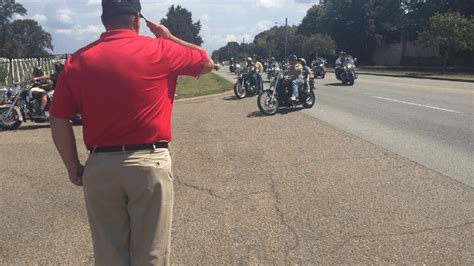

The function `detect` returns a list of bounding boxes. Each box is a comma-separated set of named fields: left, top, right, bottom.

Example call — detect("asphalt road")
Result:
left=307, top=74, right=473, bottom=188
left=1, top=70, right=473, bottom=264
left=218, top=69, right=473, bottom=188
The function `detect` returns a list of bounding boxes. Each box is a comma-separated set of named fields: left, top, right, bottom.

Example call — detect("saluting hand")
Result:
left=146, top=21, right=173, bottom=40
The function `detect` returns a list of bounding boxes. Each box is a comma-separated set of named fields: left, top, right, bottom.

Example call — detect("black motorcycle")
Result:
left=0, top=82, right=81, bottom=130
left=257, top=72, right=316, bottom=116
left=312, top=58, right=326, bottom=79
left=335, top=56, right=358, bottom=85
left=234, top=67, right=263, bottom=99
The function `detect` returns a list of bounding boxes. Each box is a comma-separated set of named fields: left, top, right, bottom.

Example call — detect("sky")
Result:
left=15, top=0, right=320, bottom=54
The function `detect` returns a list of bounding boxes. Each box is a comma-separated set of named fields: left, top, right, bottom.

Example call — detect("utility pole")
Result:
left=284, top=17, right=288, bottom=60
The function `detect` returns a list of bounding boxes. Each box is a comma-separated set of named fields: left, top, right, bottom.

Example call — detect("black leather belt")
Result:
left=88, top=142, right=168, bottom=153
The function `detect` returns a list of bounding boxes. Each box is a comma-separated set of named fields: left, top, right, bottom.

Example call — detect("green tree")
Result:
left=161, top=5, right=203, bottom=46
left=0, top=0, right=26, bottom=56
left=298, top=0, right=404, bottom=63
left=302, top=33, right=336, bottom=59
left=418, top=12, right=474, bottom=68
left=402, top=0, right=474, bottom=40
left=0, top=0, right=52, bottom=58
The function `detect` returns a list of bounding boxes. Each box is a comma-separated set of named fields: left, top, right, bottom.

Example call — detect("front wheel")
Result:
left=0, top=108, right=22, bottom=130
left=258, top=90, right=279, bottom=115
left=302, top=90, right=316, bottom=109
left=234, top=81, right=246, bottom=99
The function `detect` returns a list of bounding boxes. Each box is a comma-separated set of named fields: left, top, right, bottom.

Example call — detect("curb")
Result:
left=174, top=90, right=234, bottom=103
left=357, top=72, right=474, bottom=83
left=327, top=69, right=474, bottom=83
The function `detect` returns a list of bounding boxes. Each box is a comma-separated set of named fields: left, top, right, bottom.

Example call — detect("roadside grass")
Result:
left=175, top=72, right=233, bottom=99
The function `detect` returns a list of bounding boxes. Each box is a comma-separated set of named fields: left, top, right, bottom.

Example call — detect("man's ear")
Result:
left=133, top=13, right=140, bottom=32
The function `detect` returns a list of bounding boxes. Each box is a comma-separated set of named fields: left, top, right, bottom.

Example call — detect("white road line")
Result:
left=371, top=96, right=463, bottom=114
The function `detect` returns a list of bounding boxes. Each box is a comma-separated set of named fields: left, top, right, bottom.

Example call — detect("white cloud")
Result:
left=257, top=0, right=285, bottom=8
left=56, top=24, right=101, bottom=40
left=87, top=0, right=101, bottom=5
left=199, top=14, right=210, bottom=22
left=17, top=0, right=318, bottom=53
left=57, top=8, right=74, bottom=24
left=32, top=14, right=47, bottom=22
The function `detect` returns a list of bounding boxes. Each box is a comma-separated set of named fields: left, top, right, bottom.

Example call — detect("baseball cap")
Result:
left=102, top=0, right=141, bottom=16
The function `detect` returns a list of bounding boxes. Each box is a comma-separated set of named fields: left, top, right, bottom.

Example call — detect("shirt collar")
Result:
left=100, top=29, right=138, bottom=41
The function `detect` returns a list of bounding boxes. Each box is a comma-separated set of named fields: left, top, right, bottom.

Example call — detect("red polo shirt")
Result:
left=50, top=29, right=207, bottom=148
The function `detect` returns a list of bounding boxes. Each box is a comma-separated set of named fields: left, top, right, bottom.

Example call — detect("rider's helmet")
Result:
left=288, top=54, right=297, bottom=63
left=298, top=58, right=306, bottom=66
left=271, top=57, right=275, bottom=61
left=32, top=66, right=44, bottom=77
left=246, top=57, right=252, bottom=63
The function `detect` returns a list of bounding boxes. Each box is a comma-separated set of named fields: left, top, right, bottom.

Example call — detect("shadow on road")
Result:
left=324, top=83, right=347, bottom=87
left=222, top=96, right=241, bottom=101
left=2, top=124, right=51, bottom=132
left=247, top=106, right=305, bottom=118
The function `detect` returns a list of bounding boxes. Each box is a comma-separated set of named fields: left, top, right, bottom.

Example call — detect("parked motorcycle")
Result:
left=0, top=82, right=81, bottom=130
left=312, top=57, right=326, bottom=79
left=335, top=56, right=358, bottom=85
left=234, top=67, right=263, bottom=99
left=257, top=71, right=316, bottom=115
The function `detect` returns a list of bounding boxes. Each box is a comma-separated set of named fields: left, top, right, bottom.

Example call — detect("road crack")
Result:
left=268, top=174, right=300, bottom=264
left=174, top=175, right=271, bottom=200
left=328, top=221, right=474, bottom=255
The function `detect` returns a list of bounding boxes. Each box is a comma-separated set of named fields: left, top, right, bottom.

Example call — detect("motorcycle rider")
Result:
left=335, top=51, right=347, bottom=79
left=286, top=55, right=304, bottom=101
left=298, top=58, right=312, bottom=93
left=253, top=56, right=264, bottom=90
left=30, top=66, right=53, bottom=117
left=244, top=57, right=262, bottom=91
left=50, top=62, right=65, bottom=90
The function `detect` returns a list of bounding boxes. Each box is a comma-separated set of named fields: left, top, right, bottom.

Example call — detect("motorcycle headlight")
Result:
left=319, top=64, right=323, bottom=67
left=347, top=64, right=353, bottom=68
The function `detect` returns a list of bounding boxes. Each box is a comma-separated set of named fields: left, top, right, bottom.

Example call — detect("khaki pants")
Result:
left=83, top=148, right=174, bottom=266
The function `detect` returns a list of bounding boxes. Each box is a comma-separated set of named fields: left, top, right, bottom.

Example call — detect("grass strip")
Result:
left=175, top=72, right=234, bottom=100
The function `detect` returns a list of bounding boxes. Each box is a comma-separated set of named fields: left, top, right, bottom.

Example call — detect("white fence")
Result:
left=0, top=56, right=67, bottom=85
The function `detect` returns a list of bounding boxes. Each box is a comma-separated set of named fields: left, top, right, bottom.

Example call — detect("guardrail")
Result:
left=0, top=55, right=68, bottom=86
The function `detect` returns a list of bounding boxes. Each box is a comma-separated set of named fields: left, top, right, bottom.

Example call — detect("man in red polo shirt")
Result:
left=49, top=0, right=215, bottom=264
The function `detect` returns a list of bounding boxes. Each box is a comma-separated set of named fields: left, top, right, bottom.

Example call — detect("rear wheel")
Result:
left=234, top=81, right=246, bottom=99
left=0, top=108, right=22, bottom=130
left=258, top=90, right=279, bottom=115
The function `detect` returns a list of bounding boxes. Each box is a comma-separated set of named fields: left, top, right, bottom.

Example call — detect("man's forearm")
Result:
left=50, top=116, right=81, bottom=171
left=169, top=35, right=204, bottom=52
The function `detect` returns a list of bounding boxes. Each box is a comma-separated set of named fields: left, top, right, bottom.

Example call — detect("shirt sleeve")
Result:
left=160, top=39, right=208, bottom=77
left=49, top=62, right=78, bottom=120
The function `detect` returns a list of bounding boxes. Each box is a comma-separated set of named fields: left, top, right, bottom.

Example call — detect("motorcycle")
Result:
left=257, top=71, right=316, bottom=116
left=266, top=63, right=280, bottom=81
left=312, top=58, right=326, bottom=79
left=234, top=67, right=263, bottom=99
left=0, top=82, right=81, bottom=130
left=335, top=56, right=358, bottom=85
